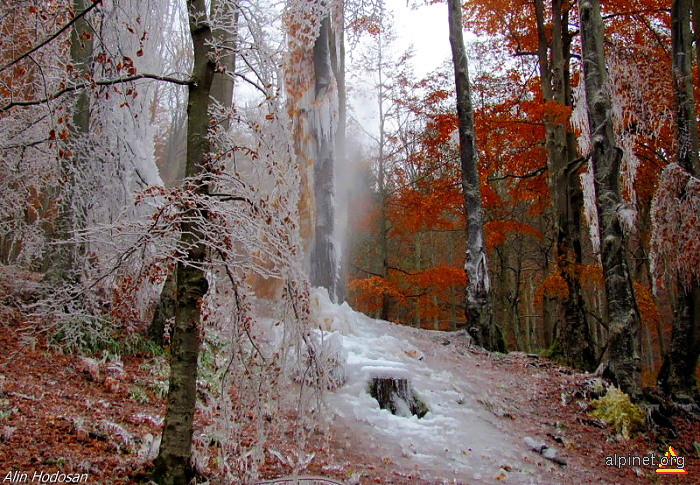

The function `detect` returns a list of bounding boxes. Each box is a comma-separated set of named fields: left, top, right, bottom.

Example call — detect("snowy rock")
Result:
left=523, top=436, right=567, bottom=466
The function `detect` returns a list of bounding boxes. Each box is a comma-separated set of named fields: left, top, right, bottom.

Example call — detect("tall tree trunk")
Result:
left=210, top=0, right=238, bottom=132
left=329, top=5, right=347, bottom=302
left=376, top=32, right=390, bottom=322
left=659, top=0, right=700, bottom=402
left=447, top=0, right=503, bottom=351
left=44, top=0, right=94, bottom=282
left=310, top=16, right=341, bottom=302
left=578, top=0, right=642, bottom=397
left=150, top=0, right=238, bottom=345
left=534, top=0, right=595, bottom=370
left=692, top=0, right=700, bottom=68
left=153, top=0, right=215, bottom=482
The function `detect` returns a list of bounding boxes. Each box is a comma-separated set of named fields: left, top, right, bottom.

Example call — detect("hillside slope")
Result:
left=0, top=291, right=697, bottom=484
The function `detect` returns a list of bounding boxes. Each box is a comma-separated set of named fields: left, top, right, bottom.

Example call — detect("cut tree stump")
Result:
left=367, top=376, right=429, bottom=418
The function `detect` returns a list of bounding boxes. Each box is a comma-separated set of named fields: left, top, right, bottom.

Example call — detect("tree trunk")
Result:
left=149, top=271, right=176, bottom=346
left=309, top=16, right=341, bottom=302
left=44, top=0, right=94, bottom=282
left=534, top=0, right=595, bottom=370
left=447, top=0, right=503, bottom=351
left=329, top=7, right=347, bottom=302
left=578, top=0, right=642, bottom=397
left=692, top=0, right=700, bottom=69
left=659, top=0, right=700, bottom=402
left=150, top=0, right=238, bottom=344
left=210, top=0, right=238, bottom=132
left=153, top=0, right=215, bottom=482
left=375, top=30, right=390, bottom=322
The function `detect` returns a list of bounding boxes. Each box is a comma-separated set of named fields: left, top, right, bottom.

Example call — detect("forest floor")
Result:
left=0, top=298, right=698, bottom=485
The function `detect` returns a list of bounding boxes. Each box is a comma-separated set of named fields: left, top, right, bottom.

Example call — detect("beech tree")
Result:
left=286, top=0, right=344, bottom=302
left=534, top=0, right=595, bottom=370
left=42, top=0, right=95, bottom=284
left=578, top=0, right=642, bottom=397
left=654, top=0, right=700, bottom=402
left=152, top=0, right=214, bottom=481
left=310, top=14, right=341, bottom=300
left=447, top=0, right=503, bottom=351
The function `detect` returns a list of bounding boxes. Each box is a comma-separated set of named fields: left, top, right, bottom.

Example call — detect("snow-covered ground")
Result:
left=309, top=289, right=567, bottom=484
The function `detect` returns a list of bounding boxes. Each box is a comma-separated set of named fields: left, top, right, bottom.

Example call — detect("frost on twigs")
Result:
left=1, top=0, right=169, bottom=348
left=571, top=43, right=674, bottom=251
left=284, top=0, right=332, bottom=52
left=650, top=163, right=700, bottom=290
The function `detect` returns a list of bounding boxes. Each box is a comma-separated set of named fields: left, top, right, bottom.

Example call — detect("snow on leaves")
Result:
left=650, top=162, right=700, bottom=289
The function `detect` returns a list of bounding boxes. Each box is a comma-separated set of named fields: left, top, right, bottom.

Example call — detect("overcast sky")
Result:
left=392, top=1, right=452, bottom=77
left=347, top=1, right=455, bottom=140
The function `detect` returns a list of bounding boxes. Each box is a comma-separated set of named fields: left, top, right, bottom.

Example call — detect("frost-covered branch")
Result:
left=0, top=0, right=104, bottom=73
left=0, top=73, right=190, bottom=112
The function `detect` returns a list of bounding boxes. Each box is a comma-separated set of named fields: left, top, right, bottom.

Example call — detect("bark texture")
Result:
left=659, top=0, right=700, bottom=402
left=534, top=0, right=595, bottom=370
left=310, top=16, right=341, bottom=302
left=578, top=0, right=642, bottom=397
left=447, top=0, right=503, bottom=351
left=210, top=0, right=238, bottom=131
left=150, top=0, right=238, bottom=342
left=329, top=9, right=347, bottom=303
left=153, top=0, right=214, bottom=482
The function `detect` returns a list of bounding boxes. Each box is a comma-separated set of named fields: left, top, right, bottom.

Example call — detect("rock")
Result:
left=523, top=436, right=567, bottom=466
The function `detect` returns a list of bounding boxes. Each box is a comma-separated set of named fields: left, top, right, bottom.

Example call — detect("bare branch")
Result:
left=487, top=166, right=547, bottom=182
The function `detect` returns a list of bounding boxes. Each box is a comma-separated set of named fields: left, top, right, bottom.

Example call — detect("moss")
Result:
left=590, top=387, right=645, bottom=439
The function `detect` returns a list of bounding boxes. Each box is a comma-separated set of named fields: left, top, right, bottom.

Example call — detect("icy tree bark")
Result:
left=43, top=0, right=94, bottom=282
left=447, top=0, right=503, bottom=351
left=693, top=0, right=700, bottom=68
left=658, top=0, right=700, bottom=402
left=153, top=0, right=214, bottom=482
left=534, top=0, right=595, bottom=370
left=329, top=7, right=347, bottom=303
left=578, top=0, right=642, bottom=397
left=310, top=16, right=341, bottom=302
left=210, top=0, right=238, bottom=131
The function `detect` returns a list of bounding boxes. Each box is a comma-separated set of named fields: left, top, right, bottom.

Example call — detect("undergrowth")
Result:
left=590, top=387, right=645, bottom=439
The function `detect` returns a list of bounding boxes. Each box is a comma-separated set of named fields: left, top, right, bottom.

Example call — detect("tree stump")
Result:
left=367, top=377, right=429, bottom=418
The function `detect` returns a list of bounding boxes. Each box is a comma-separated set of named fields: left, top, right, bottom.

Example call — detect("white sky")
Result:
left=391, top=1, right=452, bottom=78
left=346, top=1, right=458, bottom=142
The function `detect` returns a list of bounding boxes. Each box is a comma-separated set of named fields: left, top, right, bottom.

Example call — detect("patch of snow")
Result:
left=309, top=288, right=560, bottom=483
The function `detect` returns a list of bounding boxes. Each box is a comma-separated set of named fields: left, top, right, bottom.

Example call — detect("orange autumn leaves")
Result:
left=348, top=87, right=547, bottom=328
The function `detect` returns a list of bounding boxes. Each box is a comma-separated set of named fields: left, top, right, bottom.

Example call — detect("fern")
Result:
left=590, top=387, right=645, bottom=439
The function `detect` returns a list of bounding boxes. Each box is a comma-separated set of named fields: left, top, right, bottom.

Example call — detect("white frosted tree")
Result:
left=653, top=0, right=700, bottom=403
left=577, top=0, right=642, bottom=398
left=285, top=0, right=344, bottom=302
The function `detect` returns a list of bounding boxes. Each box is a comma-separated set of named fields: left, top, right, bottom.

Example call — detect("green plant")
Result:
left=139, top=357, right=170, bottom=399
left=197, top=340, right=225, bottom=399
left=102, top=334, right=165, bottom=358
left=0, top=398, right=16, bottom=423
left=129, top=386, right=150, bottom=404
left=44, top=457, right=67, bottom=467
left=590, top=387, right=645, bottom=439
